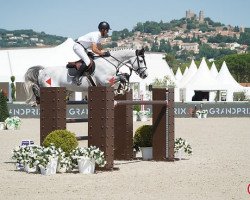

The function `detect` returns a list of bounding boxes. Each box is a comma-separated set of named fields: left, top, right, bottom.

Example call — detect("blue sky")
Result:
left=1, top=0, right=250, bottom=39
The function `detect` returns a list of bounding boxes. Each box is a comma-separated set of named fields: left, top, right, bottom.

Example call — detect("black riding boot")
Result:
left=73, top=63, right=88, bottom=86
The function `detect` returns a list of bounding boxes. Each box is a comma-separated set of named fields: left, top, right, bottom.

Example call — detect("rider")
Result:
left=72, top=21, right=111, bottom=85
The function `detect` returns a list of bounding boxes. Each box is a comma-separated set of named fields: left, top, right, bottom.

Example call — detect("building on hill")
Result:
left=186, top=10, right=196, bottom=19
left=181, top=43, right=199, bottom=53
left=186, top=10, right=204, bottom=22
left=199, top=11, right=204, bottom=22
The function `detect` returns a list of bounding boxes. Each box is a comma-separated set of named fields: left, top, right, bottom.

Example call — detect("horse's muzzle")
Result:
left=140, top=73, right=148, bottom=79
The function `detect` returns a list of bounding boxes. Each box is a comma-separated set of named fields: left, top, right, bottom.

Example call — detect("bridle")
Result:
left=133, top=49, right=147, bottom=77
left=100, top=49, right=147, bottom=77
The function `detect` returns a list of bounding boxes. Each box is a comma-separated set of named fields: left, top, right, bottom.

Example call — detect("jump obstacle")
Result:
left=40, top=86, right=175, bottom=170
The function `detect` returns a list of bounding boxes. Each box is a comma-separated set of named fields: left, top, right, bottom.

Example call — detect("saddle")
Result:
left=66, top=53, right=96, bottom=86
left=67, top=51, right=95, bottom=75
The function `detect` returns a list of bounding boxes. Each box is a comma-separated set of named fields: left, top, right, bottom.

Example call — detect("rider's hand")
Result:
left=102, top=51, right=111, bottom=57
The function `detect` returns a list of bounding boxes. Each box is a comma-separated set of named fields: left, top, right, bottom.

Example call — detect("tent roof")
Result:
left=175, top=67, right=183, bottom=82
left=210, top=62, right=219, bottom=78
left=185, top=58, right=225, bottom=90
left=216, top=61, right=244, bottom=90
left=183, top=66, right=189, bottom=77
left=179, top=59, right=197, bottom=88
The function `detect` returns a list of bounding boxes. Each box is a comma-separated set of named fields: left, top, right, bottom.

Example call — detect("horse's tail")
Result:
left=23, top=66, right=44, bottom=106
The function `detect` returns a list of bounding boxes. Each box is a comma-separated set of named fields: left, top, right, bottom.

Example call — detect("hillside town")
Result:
left=103, top=10, right=248, bottom=55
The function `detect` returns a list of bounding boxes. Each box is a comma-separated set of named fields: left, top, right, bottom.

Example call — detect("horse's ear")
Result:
left=135, top=49, right=139, bottom=56
left=137, top=48, right=145, bottom=56
left=140, top=48, right=145, bottom=55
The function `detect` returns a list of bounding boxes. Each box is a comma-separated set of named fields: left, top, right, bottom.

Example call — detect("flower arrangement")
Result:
left=196, top=109, right=208, bottom=118
left=138, top=110, right=150, bottom=116
left=174, top=137, right=193, bottom=156
left=196, top=110, right=202, bottom=115
left=5, top=116, right=21, bottom=130
left=12, top=143, right=106, bottom=174
left=201, top=109, right=208, bottom=114
left=12, top=144, right=61, bottom=173
left=12, top=145, right=42, bottom=171
left=70, top=146, right=106, bottom=167
left=138, top=110, right=151, bottom=121
left=36, top=144, right=60, bottom=169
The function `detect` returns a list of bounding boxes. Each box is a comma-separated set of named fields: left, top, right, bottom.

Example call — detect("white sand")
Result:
left=0, top=118, right=250, bottom=200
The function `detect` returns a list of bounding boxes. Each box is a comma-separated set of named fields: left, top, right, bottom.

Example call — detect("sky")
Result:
left=1, top=0, right=250, bottom=39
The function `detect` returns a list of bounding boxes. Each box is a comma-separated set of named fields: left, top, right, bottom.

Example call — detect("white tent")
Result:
left=183, top=66, right=189, bottom=77
left=179, top=59, right=197, bottom=88
left=175, top=67, right=183, bottom=83
left=210, top=62, right=219, bottom=78
left=216, top=61, right=246, bottom=101
left=184, top=58, right=226, bottom=101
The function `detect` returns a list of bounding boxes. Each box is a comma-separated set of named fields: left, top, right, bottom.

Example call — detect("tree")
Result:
left=158, top=40, right=171, bottom=53
left=215, top=53, right=250, bottom=82
left=150, top=42, right=159, bottom=52
left=151, top=76, right=175, bottom=88
left=164, top=54, right=175, bottom=68
left=238, top=32, right=250, bottom=45
left=0, top=90, right=9, bottom=122
left=10, top=76, right=16, bottom=101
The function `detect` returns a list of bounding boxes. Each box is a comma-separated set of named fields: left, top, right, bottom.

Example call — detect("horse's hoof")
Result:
left=31, top=102, right=38, bottom=107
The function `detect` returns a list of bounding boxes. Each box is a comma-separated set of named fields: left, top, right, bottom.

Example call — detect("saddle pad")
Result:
left=67, top=61, right=96, bottom=77
left=68, top=68, right=80, bottom=77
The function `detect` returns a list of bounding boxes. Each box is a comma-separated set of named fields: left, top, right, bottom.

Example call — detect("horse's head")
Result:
left=128, top=48, right=148, bottom=79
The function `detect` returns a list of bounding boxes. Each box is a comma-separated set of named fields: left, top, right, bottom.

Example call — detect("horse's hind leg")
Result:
left=32, top=84, right=40, bottom=104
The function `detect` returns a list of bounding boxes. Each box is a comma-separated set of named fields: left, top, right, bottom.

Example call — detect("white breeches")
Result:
left=73, top=43, right=91, bottom=66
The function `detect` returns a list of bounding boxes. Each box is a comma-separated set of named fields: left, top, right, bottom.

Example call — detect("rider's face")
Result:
left=100, top=29, right=109, bottom=37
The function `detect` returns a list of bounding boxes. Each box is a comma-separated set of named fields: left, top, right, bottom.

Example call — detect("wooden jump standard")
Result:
left=40, top=86, right=174, bottom=170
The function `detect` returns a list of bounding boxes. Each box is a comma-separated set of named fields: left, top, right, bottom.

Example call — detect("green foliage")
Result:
left=10, top=76, right=16, bottom=101
left=238, top=32, right=250, bottom=45
left=204, top=17, right=224, bottom=27
left=207, top=34, right=237, bottom=43
left=133, top=105, right=141, bottom=112
left=42, top=129, right=78, bottom=155
left=233, top=91, right=247, bottom=101
left=158, top=40, right=171, bottom=53
left=164, top=54, right=175, bottom=68
left=197, top=43, right=237, bottom=60
left=111, top=29, right=133, bottom=41
left=10, top=76, right=15, bottom=82
left=215, top=53, right=250, bottom=82
left=151, top=76, right=175, bottom=88
left=0, top=90, right=9, bottom=122
left=103, top=42, right=118, bottom=48
left=133, top=125, right=153, bottom=148
left=0, top=29, right=66, bottom=48
left=132, top=19, right=187, bottom=34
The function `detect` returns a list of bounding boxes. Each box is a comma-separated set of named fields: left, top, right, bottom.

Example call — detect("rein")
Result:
left=98, top=53, right=147, bottom=77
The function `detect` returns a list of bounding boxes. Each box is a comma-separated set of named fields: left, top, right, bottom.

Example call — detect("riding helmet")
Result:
left=98, top=21, right=111, bottom=31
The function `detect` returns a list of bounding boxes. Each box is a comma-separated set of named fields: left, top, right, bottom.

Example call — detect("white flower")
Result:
left=5, top=116, right=21, bottom=129
left=174, top=137, right=193, bottom=156
left=70, top=146, right=106, bottom=167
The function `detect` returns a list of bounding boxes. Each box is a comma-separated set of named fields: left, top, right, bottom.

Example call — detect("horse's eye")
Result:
left=139, top=60, right=143, bottom=63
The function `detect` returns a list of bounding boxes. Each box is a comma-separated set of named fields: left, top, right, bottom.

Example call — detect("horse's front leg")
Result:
left=104, top=75, right=130, bottom=95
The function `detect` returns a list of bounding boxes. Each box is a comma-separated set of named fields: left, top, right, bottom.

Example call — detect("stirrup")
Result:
left=73, top=76, right=82, bottom=86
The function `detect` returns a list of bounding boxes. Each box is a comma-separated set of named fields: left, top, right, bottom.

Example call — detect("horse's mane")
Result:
left=109, top=48, right=136, bottom=59
left=109, top=47, right=135, bottom=52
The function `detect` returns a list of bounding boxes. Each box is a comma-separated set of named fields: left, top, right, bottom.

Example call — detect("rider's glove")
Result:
left=102, top=51, right=111, bottom=57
